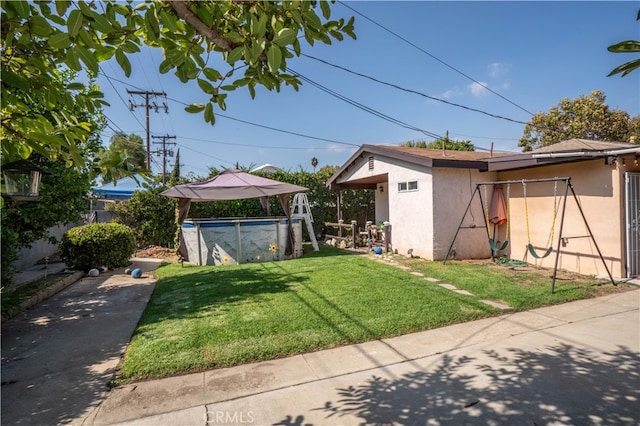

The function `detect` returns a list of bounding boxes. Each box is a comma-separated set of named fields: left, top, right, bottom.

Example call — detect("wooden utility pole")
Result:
left=152, top=135, right=176, bottom=183
left=127, top=90, right=168, bottom=170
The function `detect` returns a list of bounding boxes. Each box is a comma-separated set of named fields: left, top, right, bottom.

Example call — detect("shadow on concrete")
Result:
left=1, top=260, right=159, bottom=425
left=274, top=343, right=639, bottom=425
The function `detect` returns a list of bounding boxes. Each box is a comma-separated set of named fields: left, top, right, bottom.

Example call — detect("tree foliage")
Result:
left=607, top=8, right=640, bottom=77
left=98, top=132, right=147, bottom=184
left=401, top=138, right=475, bottom=151
left=518, top=91, right=639, bottom=151
left=168, top=148, right=181, bottom=186
left=108, top=187, right=177, bottom=248
left=1, top=0, right=356, bottom=167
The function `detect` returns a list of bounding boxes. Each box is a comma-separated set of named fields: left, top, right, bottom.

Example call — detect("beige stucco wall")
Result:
left=432, top=168, right=498, bottom=260
left=497, top=158, right=635, bottom=278
left=334, top=151, right=638, bottom=277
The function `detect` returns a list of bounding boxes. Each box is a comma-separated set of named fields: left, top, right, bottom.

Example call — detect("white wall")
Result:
left=387, top=161, right=434, bottom=258
left=335, top=153, right=435, bottom=258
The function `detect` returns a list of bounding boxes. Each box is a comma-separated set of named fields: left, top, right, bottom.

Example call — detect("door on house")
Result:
left=625, top=172, right=640, bottom=277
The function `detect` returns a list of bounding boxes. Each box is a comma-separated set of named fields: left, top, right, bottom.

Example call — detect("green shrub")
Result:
left=59, top=223, right=136, bottom=272
left=108, top=189, right=176, bottom=248
left=1, top=216, right=19, bottom=287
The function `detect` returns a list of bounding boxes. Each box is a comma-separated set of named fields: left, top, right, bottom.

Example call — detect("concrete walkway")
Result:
left=88, top=289, right=639, bottom=426
left=2, top=256, right=639, bottom=425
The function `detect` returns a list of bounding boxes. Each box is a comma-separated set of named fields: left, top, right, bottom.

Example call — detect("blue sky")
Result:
left=96, top=1, right=640, bottom=178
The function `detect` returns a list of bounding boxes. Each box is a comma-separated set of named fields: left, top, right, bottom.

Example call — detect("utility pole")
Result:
left=127, top=90, right=168, bottom=170
left=152, top=135, right=176, bottom=184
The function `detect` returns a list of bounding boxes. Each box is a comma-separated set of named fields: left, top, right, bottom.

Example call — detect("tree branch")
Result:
left=167, top=0, right=234, bottom=52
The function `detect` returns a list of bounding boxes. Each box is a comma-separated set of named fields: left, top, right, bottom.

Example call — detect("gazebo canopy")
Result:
left=160, top=169, right=307, bottom=201
left=161, top=169, right=308, bottom=261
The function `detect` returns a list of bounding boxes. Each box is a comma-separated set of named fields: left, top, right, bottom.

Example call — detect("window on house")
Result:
left=368, top=156, right=374, bottom=170
left=398, top=180, right=418, bottom=192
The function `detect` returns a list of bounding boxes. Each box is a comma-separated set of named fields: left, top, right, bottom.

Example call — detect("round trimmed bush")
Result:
left=59, top=223, right=136, bottom=272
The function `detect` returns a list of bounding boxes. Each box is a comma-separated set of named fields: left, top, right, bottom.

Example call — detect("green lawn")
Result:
left=115, top=246, right=630, bottom=383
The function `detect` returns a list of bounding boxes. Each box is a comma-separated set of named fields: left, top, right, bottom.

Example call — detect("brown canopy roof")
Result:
left=160, top=169, right=307, bottom=201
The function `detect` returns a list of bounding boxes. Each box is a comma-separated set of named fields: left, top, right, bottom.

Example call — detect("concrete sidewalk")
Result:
left=86, top=289, right=640, bottom=426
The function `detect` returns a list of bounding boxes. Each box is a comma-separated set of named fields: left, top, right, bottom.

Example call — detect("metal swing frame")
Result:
left=444, top=177, right=615, bottom=294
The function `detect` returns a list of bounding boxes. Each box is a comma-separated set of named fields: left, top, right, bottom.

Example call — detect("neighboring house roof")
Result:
left=91, top=174, right=145, bottom=199
left=530, top=138, right=634, bottom=153
left=250, top=163, right=283, bottom=173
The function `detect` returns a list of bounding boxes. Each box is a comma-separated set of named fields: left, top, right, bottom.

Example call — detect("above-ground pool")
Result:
left=181, top=217, right=303, bottom=265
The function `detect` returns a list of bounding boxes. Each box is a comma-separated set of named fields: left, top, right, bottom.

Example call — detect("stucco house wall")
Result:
left=334, top=152, right=435, bottom=258
left=386, top=161, right=433, bottom=258
left=497, top=159, right=633, bottom=278
left=328, top=141, right=639, bottom=278
left=432, top=168, right=497, bottom=260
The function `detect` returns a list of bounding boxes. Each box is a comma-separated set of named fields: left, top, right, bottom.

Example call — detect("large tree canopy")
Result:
left=518, top=90, right=639, bottom=152
left=400, top=138, right=475, bottom=151
left=1, top=0, right=356, bottom=167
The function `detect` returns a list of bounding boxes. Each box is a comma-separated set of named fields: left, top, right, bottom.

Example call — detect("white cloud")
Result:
left=441, top=90, right=455, bottom=99
left=488, top=62, right=511, bottom=78
left=468, top=81, right=489, bottom=97
left=325, top=143, right=353, bottom=153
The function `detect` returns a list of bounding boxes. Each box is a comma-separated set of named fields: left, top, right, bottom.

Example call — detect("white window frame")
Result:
left=398, top=180, right=418, bottom=192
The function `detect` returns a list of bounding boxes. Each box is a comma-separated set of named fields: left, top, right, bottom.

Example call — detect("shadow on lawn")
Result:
left=274, top=343, right=639, bottom=425
left=148, top=246, right=366, bottom=320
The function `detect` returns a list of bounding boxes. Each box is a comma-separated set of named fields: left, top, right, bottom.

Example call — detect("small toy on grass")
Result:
left=373, top=246, right=383, bottom=255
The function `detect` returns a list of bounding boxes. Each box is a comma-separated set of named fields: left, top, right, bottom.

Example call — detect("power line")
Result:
left=127, top=89, right=168, bottom=169
left=299, top=53, right=530, bottom=126
left=338, top=1, right=535, bottom=117
left=289, top=67, right=443, bottom=139
left=152, top=135, right=176, bottom=183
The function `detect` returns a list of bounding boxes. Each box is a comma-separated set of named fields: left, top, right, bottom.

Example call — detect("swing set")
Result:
left=483, top=183, right=510, bottom=252
left=444, top=177, right=615, bottom=294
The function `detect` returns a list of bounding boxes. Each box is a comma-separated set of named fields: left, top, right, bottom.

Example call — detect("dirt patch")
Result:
left=135, top=246, right=177, bottom=261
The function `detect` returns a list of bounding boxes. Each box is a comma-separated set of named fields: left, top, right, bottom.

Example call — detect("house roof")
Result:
left=91, top=174, right=146, bottom=199
left=327, top=140, right=639, bottom=189
left=530, top=138, right=635, bottom=153
left=250, top=163, right=283, bottom=173
left=327, top=144, right=510, bottom=189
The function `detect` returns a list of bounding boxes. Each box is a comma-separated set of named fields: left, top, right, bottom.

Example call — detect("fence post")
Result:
left=351, top=220, right=357, bottom=248
left=383, top=221, right=391, bottom=253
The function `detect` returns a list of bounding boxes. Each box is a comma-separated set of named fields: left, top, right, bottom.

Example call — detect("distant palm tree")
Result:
left=311, top=157, right=318, bottom=172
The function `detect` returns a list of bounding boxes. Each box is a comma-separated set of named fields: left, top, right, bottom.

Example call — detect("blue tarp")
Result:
left=91, top=175, right=144, bottom=200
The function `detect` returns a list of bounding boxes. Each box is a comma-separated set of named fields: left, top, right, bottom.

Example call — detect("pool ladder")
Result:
left=292, top=193, right=319, bottom=251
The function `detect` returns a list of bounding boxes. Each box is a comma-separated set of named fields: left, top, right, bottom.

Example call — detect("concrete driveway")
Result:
left=1, top=258, right=161, bottom=425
